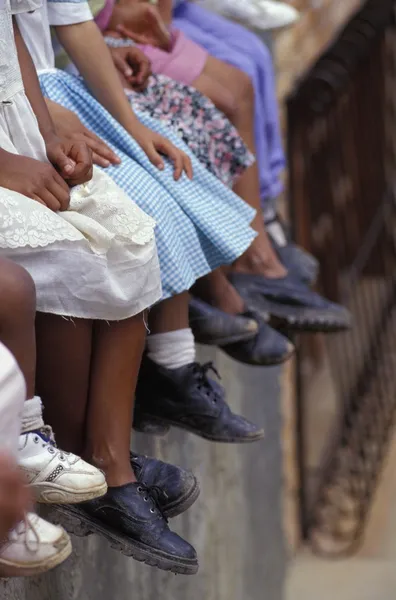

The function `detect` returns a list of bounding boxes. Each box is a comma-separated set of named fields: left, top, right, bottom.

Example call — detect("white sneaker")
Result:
left=18, top=429, right=107, bottom=504
left=0, top=513, right=72, bottom=577
left=197, top=0, right=299, bottom=31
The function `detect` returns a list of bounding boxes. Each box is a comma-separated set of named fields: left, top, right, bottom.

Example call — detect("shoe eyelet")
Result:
left=48, top=447, right=55, bottom=454
left=150, top=508, right=156, bottom=514
left=143, top=496, right=148, bottom=502
left=33, top=436, right=39, bottom=444
left=137, top=486, right=143, bottom=493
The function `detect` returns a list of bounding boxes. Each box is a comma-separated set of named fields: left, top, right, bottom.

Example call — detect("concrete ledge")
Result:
left=1, top=347, right=287, bottom=600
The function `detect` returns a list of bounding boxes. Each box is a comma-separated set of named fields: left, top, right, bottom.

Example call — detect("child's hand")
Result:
left=132, top=123, right=193, bottom=180
left=0, top=454, right=31, bottom=541
left=110, top=3, right=171, bottom=50
left=46, top=100, right=121, bottom=168
left=46, top=135, right=93, bottom=187
left=109, top=46, right=152, bottom=91
left=0, top=150, right=70, bottom=211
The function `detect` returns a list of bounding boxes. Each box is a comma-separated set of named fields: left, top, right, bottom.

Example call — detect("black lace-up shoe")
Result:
left=130, top=453, right=200, bottom=518
left=133, top=357, right=264, bottom=443
left=53, top=483, right=198, bottom=575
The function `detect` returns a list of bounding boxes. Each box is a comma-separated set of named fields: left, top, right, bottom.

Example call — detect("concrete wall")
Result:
left=1, top=347, right=287, bottom=600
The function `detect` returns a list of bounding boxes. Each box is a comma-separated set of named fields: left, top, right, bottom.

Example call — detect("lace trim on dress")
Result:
left=0, top=168, right=156, bottom=252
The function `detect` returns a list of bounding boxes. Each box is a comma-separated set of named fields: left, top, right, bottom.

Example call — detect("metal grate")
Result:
left=287, top=0, right=396, bottom=557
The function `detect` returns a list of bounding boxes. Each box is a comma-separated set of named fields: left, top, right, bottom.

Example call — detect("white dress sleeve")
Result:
left=47, top=0, right=93, bottom=26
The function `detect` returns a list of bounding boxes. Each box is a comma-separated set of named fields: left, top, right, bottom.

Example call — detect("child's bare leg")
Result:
left=83, top=313, right=146, bottom=487
left=0, top=259, right=36, bottom=398
left=35, top=314, right=93, bottom=454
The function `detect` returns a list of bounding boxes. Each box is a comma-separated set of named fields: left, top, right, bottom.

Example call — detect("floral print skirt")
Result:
left=126, top=73, right=254, bottom=188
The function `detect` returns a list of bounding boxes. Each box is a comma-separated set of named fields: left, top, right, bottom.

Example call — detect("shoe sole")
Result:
left=222, top=341, right=295, bottom=366
left=33, top=481, right=108, bottom=505
left=162, top=476, right=201, bottom=519
left=249, top=298, right=352, bottom=333
left=51, top=505, right=199, bottom=576
left=134, top=415, right=265, bottom=443
left=0, top=530, right=72, bottom=577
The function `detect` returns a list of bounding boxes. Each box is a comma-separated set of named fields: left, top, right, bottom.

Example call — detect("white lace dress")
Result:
left=0, top=0, right=161, bottom=320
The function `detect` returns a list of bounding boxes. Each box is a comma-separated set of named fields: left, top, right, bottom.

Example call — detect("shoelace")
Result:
left=8, top=514, right=41, bottom=553
left=31, top=427, right=67, bottom=461
left=136, top=485, right=167, bottom=520
left=130, top=456, right=169, bottom=507
left=191, top=361, right=221, bottom=403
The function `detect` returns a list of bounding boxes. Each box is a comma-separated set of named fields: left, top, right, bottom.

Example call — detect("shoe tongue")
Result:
left=30, top=429, right=52, bottom=444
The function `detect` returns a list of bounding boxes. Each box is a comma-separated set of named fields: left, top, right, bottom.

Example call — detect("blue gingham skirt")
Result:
left=39, top=70, right=256, bottom=299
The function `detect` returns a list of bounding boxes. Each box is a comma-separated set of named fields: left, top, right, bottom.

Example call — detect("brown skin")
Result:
left=35, top=313, right=146, bottom=487
left=110, top=2, right=171, bottom=50
left=0, top=259, right=36, bottom=399
left=14, top=18, right=93, bottom=188
left=0, top=455, right=31, bottom=540
left=45, top=100, right=121, bottom=169
left=0, top=150, right=70, bottom=211
left=0, top=261, right=34, bottom=540
left=107, top=45, right=152, bottom=91
left=54, top=20, right=192, bottom=181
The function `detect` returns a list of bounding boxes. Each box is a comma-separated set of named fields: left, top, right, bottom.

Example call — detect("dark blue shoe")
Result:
left=222, top=312, right=295, bottom=366
left=266, top=215, right=319, bottom=285
left=134, top=357, right=265, bottom=443
left=229, top=273, right=352, bottom=332
left=189, top=297, right=258, bottom=346
left=274, top=242, right=319, bottom=286
left=53, top=483, right=198, bottom=574
left=130, top=452, right=200, bottom=518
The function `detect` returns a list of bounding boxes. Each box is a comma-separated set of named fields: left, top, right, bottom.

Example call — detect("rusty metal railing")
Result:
left=287, top=0, right=396, bottom=557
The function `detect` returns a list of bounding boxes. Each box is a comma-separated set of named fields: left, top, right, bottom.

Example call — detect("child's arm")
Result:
left=14, top=18, right=59, bottom=147
left=13, top=18, right=93, bottom=186
left=156, top=0, right=173, bottom=27
left=109, top=1, right=171, bottom=49
left=55, top=20, right=192, bottom=180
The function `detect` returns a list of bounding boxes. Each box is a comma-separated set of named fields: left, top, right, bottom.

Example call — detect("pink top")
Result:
left=138, top=28, right=207, bottom=86
left=95, top=0, right=207, bottom=85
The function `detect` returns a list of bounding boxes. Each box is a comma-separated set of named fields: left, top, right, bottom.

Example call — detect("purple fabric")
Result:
left=173, top=1, right=285, bottom=204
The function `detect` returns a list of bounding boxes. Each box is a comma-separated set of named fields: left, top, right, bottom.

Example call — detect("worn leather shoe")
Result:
left=130, top=452, right=200, bottom=518
left=266, top=214, right=319, bottom=286
left=53, top=483, right=198, bottom=575
left=222, top=312, right=295, bottom=366
left=229, top=272, right=352, bottom=332
left=189, top=297, right=258, bottom=346
left=133, top=357, right=264, bottom=443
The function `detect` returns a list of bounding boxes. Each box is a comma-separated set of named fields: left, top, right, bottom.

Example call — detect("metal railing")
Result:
left=287, top=0, right=396, bottom=557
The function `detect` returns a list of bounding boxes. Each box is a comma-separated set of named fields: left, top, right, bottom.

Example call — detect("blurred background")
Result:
left=3, top=1, right=396, bottom=599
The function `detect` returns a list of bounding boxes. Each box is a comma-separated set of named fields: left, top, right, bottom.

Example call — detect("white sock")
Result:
left=147, top=328, right=196, bottom=370
left=21, top=396, right=44, bottom=434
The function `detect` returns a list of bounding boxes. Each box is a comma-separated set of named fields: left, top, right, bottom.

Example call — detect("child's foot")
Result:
left=130, top=452, right=200, bottom=519
left=0, top=513, right=71, bottom=577
left=18, top=428, right=107, bottom=504
left=134, top=357, right=265, bottom=443
left=53, top=484, right=198, bottom=575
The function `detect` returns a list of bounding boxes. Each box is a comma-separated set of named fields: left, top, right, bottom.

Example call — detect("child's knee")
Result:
left=0, top=260, right=36, bottom=323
